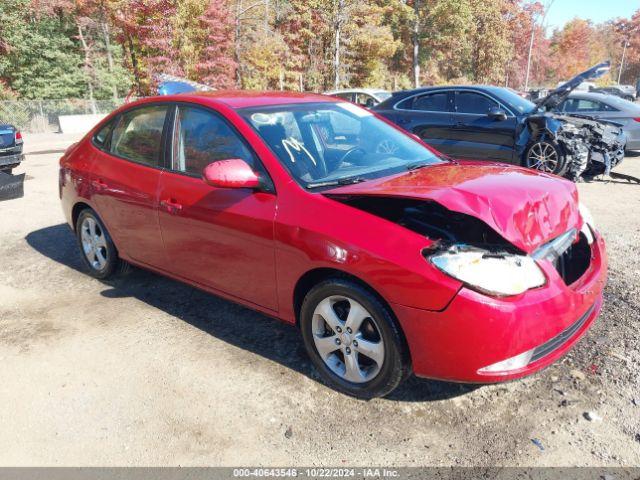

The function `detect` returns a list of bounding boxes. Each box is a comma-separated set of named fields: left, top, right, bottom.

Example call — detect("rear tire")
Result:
left=524, top=140, right=567, bottom=175
left=75, top=209, right=128, bottom=279
left=300, top=278, right=409, bottom=399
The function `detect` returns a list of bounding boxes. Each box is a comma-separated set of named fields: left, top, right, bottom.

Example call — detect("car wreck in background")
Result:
left=374, top=61, right=626, bottom=182
left=535, top=61, right=627, bottom=180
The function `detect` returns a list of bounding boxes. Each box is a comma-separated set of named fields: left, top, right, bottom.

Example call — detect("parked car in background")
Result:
left=556, top=92, right=640, bottom=151
left=589, top=86, right=635, bottom=102
left=557, top=80, right=596, bottom=92
left=59, top=91, right=606, bottom=398
left=0, top=123, right=24, bottom=174
left=374, top=62, right=625, bottom=180
left=616, top=84, right=637, bottom=100
left=324, top=89, right=391, bottom=108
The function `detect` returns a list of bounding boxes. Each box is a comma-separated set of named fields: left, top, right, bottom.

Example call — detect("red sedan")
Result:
left=59, top=91, right=607, bottom=398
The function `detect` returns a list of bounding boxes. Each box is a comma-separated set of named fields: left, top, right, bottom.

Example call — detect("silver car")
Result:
left=324, top=89, right=391, bottom=108
left=557, top=92, right=640, bottom=151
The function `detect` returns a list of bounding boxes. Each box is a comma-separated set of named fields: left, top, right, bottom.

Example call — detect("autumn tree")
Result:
left=196, top=0, right=237, bottom=88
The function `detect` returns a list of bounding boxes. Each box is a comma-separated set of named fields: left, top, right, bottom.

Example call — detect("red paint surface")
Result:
left=59, top=92, right=607, bottom=383
left=202, top=158, right=261, bottom=189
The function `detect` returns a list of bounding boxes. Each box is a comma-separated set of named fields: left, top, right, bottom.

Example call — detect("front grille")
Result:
left=553, top=232, right=591, bottom=285
left=530, top=304, right=594, bottom=363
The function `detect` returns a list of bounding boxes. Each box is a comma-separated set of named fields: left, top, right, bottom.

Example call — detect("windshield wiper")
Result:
left=406, top=160, right=433, bottom=171
left=306, top=176, right=367, bottom=189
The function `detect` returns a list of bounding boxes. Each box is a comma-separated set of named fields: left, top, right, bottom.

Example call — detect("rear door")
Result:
left=89, top=104, right=169, bottom=268
left=157, top=104, right=278, bottom=310
left=392, top=91, right=456, bottom=153
left=449, top=90, right=517, bottom=162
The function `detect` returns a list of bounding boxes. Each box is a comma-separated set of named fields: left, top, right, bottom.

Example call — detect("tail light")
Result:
left=15, top=131, right=23, bottom=141
left=634, top=118, right=640, bottom=123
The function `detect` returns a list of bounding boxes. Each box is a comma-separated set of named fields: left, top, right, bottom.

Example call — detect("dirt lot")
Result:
left=1, top=133, right=639, bottom=467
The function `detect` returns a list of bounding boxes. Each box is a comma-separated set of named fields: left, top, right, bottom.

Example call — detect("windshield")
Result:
left=375, top=91, right=392, bottom=101
left=239, top=102, right=443, bottom=188
left=497, top=88, right=536, bottom=114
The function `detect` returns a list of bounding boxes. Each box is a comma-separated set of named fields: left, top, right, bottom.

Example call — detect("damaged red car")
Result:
left=59, top=92, right=607, bottom=398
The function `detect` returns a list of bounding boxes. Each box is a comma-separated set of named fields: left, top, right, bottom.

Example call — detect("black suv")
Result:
left=0, top=124, right=24, bottom=174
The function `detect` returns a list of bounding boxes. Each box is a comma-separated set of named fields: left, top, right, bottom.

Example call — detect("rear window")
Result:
left=110, top=105, right=168, bottom=167
left=398, top=92, right=449, bottom=112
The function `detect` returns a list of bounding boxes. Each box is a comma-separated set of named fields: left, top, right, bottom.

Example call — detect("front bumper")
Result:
left=392, top=231, right=607, bottom=383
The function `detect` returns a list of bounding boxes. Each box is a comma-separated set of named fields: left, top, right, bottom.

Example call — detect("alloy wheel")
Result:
left=528, top=142, right=559, bottom=173
left=80, top=216, right=108, bottom=271
left=311, top=295, right=385, bottom=383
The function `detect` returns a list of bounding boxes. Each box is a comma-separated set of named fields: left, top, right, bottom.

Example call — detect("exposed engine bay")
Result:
left=328, top=194, right=593, bottom=287
left=532, top=61, right=628, bottom=182
left=552, top=114, right=626, bottom=180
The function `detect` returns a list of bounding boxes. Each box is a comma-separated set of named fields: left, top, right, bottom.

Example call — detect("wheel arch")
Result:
left=292, top=267, right=405, bottom=343
left=293, top=266, right=413, bottom=374
left=71, top=201, right=93, bottom=231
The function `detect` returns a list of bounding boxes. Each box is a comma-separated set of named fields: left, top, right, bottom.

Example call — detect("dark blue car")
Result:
left=373, top=62, right=626, bottom=179
left=0, top=124, right=24, bottom=174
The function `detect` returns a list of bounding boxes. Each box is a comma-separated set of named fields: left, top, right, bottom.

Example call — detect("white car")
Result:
left=324, top=89, right=391, bottom=108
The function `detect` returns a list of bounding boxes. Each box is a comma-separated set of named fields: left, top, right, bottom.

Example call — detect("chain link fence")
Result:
left=0, top=99, right=126, bottom=133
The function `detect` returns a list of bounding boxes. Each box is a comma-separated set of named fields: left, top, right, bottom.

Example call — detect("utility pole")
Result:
left=618, top=38, right=628, bottom=84
left=524, top=0, right=555, bottom=92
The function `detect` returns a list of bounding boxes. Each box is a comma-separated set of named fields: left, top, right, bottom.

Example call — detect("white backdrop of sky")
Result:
left=545, top=0, right=639, bottom=31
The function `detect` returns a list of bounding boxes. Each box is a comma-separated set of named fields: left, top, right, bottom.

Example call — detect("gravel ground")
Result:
left=0, top=133, right=639, bottom=466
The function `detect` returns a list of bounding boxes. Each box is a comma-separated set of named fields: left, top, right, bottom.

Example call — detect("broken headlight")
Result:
left=429, top=246, right=546, bottom=296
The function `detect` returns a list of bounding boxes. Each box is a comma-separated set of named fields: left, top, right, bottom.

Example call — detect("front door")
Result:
left=157, top=104, right=278, bottom=310
left=90, top=104, right=169, bottom=267
left=448, top=90, right=517, bottom=162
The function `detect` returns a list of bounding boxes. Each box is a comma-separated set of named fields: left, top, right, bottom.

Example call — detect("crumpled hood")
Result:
left=324, top=162, right=582, bottom=254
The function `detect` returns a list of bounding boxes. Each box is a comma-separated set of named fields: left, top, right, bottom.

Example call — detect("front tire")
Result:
left=300, top=278, right=409, bottom=399
left=524, top=140, right=567, bottom=175
left=75, top=209, right=127, bottom=279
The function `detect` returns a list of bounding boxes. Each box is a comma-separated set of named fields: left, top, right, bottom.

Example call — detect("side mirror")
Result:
left=202, top=159, right=261, bottom=189
left=488, top=107, right=508, bottom=121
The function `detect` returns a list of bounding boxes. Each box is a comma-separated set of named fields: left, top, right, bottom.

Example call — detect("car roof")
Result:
left=395, top=85, right=507, bottom=95
left=157, top=90, right=339, bottom=109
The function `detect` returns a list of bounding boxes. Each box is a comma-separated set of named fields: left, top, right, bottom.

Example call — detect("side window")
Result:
left=561, top=99, right=578, bottom=112
left=455, top=92, right=498, bottom=114
left=110, top=105, right=168, bottom=167
left=355, top=93, right=375, bottom=108
left=572, top=99, right=600, bottom=112
left=172, top=106, right=256, bottom=175
left=598, top=102, right=616, bottom=112
left=93, top=121, right=114, bottom=149
left=399, top=92, right=449, bottom=112
left=334, top=93, right=354, bottom=102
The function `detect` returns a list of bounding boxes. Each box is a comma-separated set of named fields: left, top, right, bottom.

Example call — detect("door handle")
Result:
left=91, top=179, right=106, bottom=192
left=160, top=198, right=183, bottom=214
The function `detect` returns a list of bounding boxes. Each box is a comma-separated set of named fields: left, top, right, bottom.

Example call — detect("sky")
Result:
left=545, top=0, right=639, bottom=31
